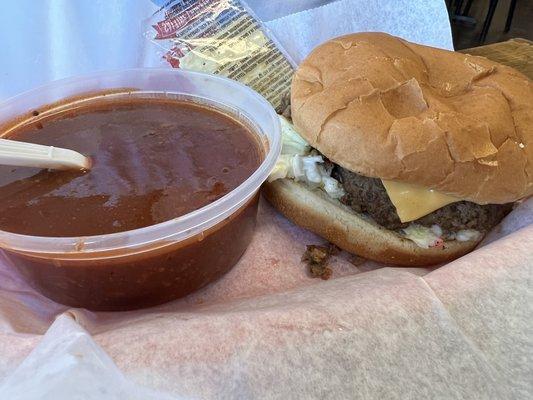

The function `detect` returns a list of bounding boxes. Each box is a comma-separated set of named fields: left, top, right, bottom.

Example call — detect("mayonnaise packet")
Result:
left=146, top=0, right=295, bottom=112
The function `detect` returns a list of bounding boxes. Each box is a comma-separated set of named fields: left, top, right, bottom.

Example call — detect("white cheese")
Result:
left=381, top=179, right=461, bottom=223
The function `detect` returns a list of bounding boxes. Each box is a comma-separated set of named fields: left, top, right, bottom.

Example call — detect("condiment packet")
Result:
left=145, top=0, right=295, bottom=112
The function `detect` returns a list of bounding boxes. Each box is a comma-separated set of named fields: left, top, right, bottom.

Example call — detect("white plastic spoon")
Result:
left=0, top=138, right=91, bottom=170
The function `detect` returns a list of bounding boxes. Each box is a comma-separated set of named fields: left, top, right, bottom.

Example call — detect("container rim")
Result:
left=0, top=68, right=282, bottom=255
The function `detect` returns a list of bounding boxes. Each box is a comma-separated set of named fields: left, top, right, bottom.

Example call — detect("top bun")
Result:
left=291, top=32, right=533, bottom=204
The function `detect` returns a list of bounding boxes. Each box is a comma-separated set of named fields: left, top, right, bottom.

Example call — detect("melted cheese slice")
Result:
left=381, top=179, right=462, bottom=222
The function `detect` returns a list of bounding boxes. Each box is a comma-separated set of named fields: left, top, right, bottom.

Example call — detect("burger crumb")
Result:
left=310, top=264, right=332, bottom=280
left=302, top=244, right=339, bottom=280
left=302, top=245, right=328, bottom=264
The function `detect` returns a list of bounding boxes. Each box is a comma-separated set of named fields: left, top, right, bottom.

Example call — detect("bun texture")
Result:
left=291, top=32, right=533, bottom=204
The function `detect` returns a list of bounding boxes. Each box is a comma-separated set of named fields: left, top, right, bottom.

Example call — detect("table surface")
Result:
left=462, top=38, right=533, bottom=79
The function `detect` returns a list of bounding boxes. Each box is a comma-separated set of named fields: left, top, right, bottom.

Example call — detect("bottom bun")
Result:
left=263, top=179, right=481, bottom=267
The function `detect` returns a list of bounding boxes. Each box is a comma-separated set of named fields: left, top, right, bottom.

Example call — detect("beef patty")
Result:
left=332, top=166, right=513, bottom=236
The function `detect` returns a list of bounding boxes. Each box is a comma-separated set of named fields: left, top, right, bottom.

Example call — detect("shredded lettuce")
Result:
left=402, top=224, right=444, bottom=248
left=268, top=154, right=293, bottom=182
left=402, top=224, right=481, bottom=248
left=269, top=116, right=345, bottom=199
left=454, top=229, right=481, bottom=242
left=322, top=175, right=346, bottom=199
left=279, top=116, right=310, bottom=156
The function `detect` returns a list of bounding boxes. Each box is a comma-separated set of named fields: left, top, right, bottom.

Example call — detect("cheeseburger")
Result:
left=264, top=32, right=533, bottom=266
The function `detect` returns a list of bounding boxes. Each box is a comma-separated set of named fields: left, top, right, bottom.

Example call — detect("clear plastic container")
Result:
left=0, top=69, right=281, bottom=310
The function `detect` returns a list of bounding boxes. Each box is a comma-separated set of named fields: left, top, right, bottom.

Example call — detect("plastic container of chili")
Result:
left=0, top=69, right=281, bottom=310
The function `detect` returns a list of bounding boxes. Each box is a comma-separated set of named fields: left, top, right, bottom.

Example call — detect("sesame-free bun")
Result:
left=291, top=32, right=533, bottom=204
left=263, top=180, right=479, bottom=266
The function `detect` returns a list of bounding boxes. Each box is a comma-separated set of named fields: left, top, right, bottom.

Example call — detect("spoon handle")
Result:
left=0, top=138, right=90, bottom=170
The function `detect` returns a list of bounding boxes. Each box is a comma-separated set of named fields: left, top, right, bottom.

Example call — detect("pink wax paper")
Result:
left=0, top=0, right=531, bottom=398
left=0, top=197, right=531, bottom=399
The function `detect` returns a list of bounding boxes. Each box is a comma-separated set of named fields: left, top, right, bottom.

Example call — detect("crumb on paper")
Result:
left=309, top=264, right=333, bottom=280
left=302, top=245, right=328, bottom=264
left=302, top=244, right=340, bottom=280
